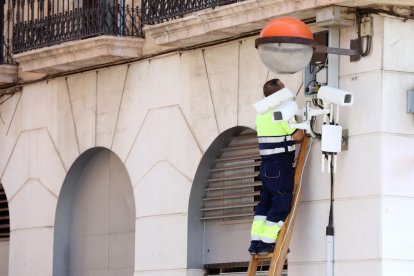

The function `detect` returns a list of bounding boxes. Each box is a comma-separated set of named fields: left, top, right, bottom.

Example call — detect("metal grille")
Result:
left=1, top=0, right=15, bottom=64
left=201, top=130, right=261, bottom=221
left=11, top=0, right=143, bottom=54
left=0, top=183, right=10, bottom=239
left=0, top=37, right=15, bottom=64
left=141, top=0, right=245, bottom=25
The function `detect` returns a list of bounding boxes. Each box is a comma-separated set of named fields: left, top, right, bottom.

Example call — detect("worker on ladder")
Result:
left=248, top=79, right=304, bottom=255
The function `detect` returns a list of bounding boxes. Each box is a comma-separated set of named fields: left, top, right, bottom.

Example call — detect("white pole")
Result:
left=327, top=235, right=334, bottom=275
left=326, top=26, right=340, bottom=276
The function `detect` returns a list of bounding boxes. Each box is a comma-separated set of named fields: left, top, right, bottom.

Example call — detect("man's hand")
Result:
left=292, top=129, right=305, bottom=141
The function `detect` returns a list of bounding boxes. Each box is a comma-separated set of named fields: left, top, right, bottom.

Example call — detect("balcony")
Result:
left=12, top=2, right=145, bottom=73
left=141, top=0, right=243, bottom=25
left=142, top=0, right=317, bottom=47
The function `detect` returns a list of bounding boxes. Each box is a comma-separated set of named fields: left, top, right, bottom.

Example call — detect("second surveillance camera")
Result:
left=317, top=86, right=353, bottom=106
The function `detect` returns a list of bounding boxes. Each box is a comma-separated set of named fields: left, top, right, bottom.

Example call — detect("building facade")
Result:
left=0, top=0, right=413, bottom=275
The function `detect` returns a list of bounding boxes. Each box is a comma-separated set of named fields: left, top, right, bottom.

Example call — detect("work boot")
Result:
left=248, top=240, right=261, bottom=255
left=257, top=242, right=275, bottom=255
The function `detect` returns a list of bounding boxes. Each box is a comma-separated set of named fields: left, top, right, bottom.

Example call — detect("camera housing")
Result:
left=272, top=101, right=299, bottom=123
left=317, top=86, right=353, bottom=106
left=253, top=87, right=295, bottom=114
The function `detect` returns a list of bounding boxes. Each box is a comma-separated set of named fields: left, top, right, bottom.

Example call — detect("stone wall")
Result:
left=0, top=14, right=413, bottom=276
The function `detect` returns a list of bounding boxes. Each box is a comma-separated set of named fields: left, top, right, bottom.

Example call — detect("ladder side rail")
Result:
left=247, top=136, right=310, bottom=276
left=268, top=136, right=310, bottom=276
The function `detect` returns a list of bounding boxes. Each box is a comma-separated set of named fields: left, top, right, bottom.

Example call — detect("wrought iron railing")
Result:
left=141, top=0, right=244, bottom=25
left=13, top=4, right=143, bottom=54
left=0, top=37, right=15, bottom=65
left=1, top=0, right=14, bottom=64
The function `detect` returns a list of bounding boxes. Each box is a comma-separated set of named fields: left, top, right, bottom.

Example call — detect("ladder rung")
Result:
left=207, top=172, right=259, bottom=183
left=202, top=202, right=258, bottom=211
left=0, top=200, right=7, bottom=204
left=0, top=224, right=10, bottom=229
left=0, top=216, right=9, bottom=220
left=205, top=182, right=261, bottom=191
left=203, top=191, right=260, bottom=201
left=0, top=233, right=9, bottom=238
left=216, top=154, right=261, bottom=163
left=201, top=212, right=254, bottom=220
left=210, top=161, right=261, bottom=172
left=0, top=208, right=8, bottom=212
left=253, top=253, right=273, bottom=260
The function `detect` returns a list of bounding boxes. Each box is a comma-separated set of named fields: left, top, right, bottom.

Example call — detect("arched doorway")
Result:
left=53, top=148, right=135, bottom=276
left=188, top=127, right=261, bottom=273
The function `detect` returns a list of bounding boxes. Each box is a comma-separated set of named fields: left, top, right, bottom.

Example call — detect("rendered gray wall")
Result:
left=0, top=240, right=8, bottom=276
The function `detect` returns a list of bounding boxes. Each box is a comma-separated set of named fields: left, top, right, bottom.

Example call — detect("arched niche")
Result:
left=53, top=148, right=135, bottom=276
left=188, top=126, right=261, bottom=272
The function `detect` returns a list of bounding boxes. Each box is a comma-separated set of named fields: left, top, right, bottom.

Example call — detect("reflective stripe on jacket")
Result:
left=256, top=110, right=297, bottom=158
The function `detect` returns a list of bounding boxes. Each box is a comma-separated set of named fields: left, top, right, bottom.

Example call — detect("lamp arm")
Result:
left=314, top=44, right=360, bottom=58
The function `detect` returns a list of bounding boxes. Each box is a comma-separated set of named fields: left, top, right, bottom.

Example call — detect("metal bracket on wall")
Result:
left=314, top=44, right=360, bottom=61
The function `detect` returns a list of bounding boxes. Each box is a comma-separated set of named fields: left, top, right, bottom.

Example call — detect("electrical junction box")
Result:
left=321, top=125, right=343, bottom=153
left=408, top=90, right=414, bottom=113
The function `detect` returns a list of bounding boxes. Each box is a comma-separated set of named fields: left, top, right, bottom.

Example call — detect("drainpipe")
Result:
left=326, top=26, right=339, bottom=276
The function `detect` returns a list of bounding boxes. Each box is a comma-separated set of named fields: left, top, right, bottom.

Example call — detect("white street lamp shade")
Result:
left=258, top=43, right=313, bottom=74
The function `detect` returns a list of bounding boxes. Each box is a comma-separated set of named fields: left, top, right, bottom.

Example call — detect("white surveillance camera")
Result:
left=272, top=101, right=298, bottom=123
left=317, top=86, right=353, bottom=106
left=253, top=87, right=295, bottom=114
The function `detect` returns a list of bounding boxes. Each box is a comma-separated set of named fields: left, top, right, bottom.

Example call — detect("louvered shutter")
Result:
left=0, top=183, right=10, bottom=239
left=201, top=130, right=262, bottom=221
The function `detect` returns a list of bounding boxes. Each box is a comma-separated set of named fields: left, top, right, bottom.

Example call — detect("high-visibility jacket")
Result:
left=256, top=109, right=297, bottom=158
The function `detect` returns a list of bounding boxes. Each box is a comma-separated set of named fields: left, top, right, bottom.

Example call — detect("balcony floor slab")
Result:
left=13, top=36, right=144, bottom=74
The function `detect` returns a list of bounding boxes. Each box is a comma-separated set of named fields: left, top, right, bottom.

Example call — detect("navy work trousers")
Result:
left=254, top=153, right=295, bottom=223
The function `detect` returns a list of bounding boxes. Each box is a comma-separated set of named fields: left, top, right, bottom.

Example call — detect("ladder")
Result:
left=247, top=136, right=310, bottom=276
